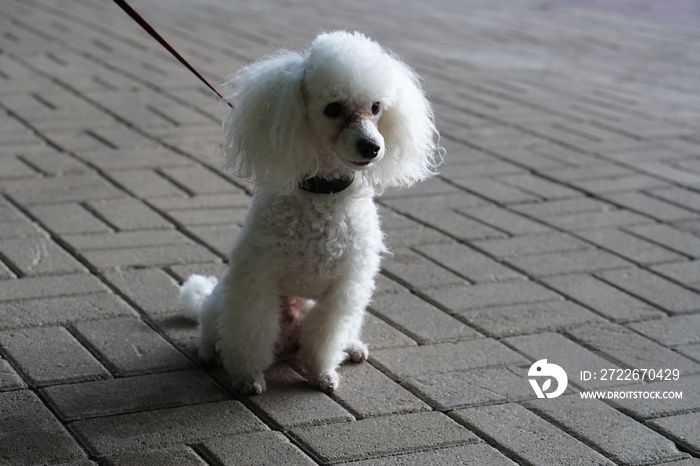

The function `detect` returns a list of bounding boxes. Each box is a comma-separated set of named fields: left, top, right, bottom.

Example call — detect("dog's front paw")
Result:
left=231, top=372, right=267, bottom=396
left=309, top=371, right=340, bottom=394
left=345, top=340, right=369, bottom=363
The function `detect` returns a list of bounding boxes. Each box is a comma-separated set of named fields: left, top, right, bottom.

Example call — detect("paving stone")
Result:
left=0, top=273, right=108, bottom=301
left=3, top=173, right=124, bottom=205
left=290, top=411, right=478, bottom=464
left=86, top=197, right=174, bottom=231
left=677, top=342, right=700, bottom=363
left=72, top=318, right=193, bottom=376
left=107, top=169, right=189, bottom=199
left=652, top=260, right=700, bottom=291
left=675, top=219, right=700, bottom=235
left=649, top=186, right=700, bottom=214
left=20, top=149, right=89, bottom=176
left=102, top=446, right=208, bottom=466
left=0, top=358, right=25, bottom=391
left=473, top=232, right=590, bottom=258
left=166, top=206, right=249, bottom=227
left=512, top=197, right=615, bottom=218
left=382, top=192, right=490, bottom=219
left=41, top=369, right=230, bottom=421
left=648, top=411, right=700, bottom=456
left=639, top=162, right=700, bottom=186
left=416, top=242, right=524, bottom=283
left=627, top=314, right=700, bottom=347
left=457, top=300, right=602, bottom=338
left=0, top=235, right=87, bottom=276
left=525, top=119, right=629, bottom=149
left=605, top=191, right=698, bottom=222
left=451, top=177, right=541, bottom=204
left=29, top=203, right=111, bottom=234
left=383, top=221, right=451, bottom=248
left=80, top=242, right=220, bottom=270
left=381, top=247, right=467, bottom=291
left=50, top=127, right=152, bottom=154
left=333, top=363, right=431, bottom=418
left=373, top=272, right=410, bottom=294
left=0, top=390, right=88, bottom=464
left=526, top=395, right=686, bottom=465
left=452, top=403, right=614, bottom=465
left=505, top=332, right=629, bottom=390
left=199, top=431, right=316, bottom=466
left=1, top=154, right=38, bottom=178
left=169, top=262, right=225, bottom=284
left=383, top=177, right=462, bottom=199
left=103, top=267, right=182, bottom=316
left=70, top=400, right=267, bottom=456
left=578, top=228, right=686, bottom=265
left=625, top=224, right=700, bottom=258
left=0, top=261, right=15, bottom=280
left=607, top=374, right=700, bottom=419
left=432, top=158, right=524, bottom=181
left=335, top=444, right=518, bottom=466
left=371, top=339, right=527, bottom=379
left=507, top=249, right=632, bottom=276
left=186, top=224, right=240, bottom=256
left=651, top=459, right=700, bottom=466
left=212, top=364, right=353, bottom=428
left=406, top=366, right=535, bottom=410
left=497, top=172, right=581, bottom=199
left=565, top=322, right=699, bottom=375
left=79, top=147, right=194, bottom=171
left=543, top=273, right=664, bottom=322
left=148, top=193, right=252, bottom=211
left=393, top=209, right=508, bottom=242
left=65, top=229, right=192, bottom=251
left=423, top=281, right=562, bottom=312
left=369, top=291, right=480, bottom=343
left=0, top=326, right=110, bottom=386
left=543, top=209, right=651, bottom=231
left=161, top=166, right=241, bottom=195
left=361, top=313, right=417, bottom=350
left=458, top=205, right=552, bottom=235
left=0, top=202, right=21, bottom=226
left=0, top=292, right=138, bottom=330
left=570, top=174, right=670, bottom=194
left=597, top=268, right=700, bottom=314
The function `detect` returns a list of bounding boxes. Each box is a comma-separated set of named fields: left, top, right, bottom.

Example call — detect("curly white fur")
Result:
left=180, top=31, right=441, bottom=395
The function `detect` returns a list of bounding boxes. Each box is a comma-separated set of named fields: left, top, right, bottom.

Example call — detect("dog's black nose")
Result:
left=357, top=139, right=381, bottom=159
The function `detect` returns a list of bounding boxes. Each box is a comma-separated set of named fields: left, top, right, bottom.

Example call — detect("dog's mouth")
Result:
left=352, top=161, right=372, bottom=167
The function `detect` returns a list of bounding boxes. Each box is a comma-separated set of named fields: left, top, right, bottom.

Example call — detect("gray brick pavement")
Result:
left=1, top=0, right=699, bottom=463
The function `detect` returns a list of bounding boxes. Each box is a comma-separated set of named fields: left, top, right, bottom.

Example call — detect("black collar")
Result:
left=299, top=175, right=354, bottom=194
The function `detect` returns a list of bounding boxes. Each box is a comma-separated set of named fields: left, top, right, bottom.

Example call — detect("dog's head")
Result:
left=222, top=31, right=441, bottom=194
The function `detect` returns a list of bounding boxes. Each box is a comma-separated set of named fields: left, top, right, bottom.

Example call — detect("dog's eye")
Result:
left=371, top=102, right=381, bottom=115
left=323, top=102, right=342, bottom=118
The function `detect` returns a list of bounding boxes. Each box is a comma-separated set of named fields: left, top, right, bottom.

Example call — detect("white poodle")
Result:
left=179, top=31, right=441, bottom=395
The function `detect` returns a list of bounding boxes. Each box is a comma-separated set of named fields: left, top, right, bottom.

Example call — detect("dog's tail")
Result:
left=178, top=274, right=218, bottom=321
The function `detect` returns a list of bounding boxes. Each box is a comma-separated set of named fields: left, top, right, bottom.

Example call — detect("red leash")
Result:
left=112, top=0, right=234, bottom=108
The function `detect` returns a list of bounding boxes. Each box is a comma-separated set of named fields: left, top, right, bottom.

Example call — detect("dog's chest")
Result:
left=254, top=192, right=382, bottom=293
left=280, top=197, right=374, bottom=263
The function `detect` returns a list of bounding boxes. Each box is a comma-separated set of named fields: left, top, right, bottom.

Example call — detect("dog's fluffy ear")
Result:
left=373, top=56, right=442, bottom=191
left=222, top=52, right=313, bottom=193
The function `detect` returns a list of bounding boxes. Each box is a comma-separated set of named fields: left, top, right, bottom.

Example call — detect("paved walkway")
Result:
left=1, top=0, right=700, bottom=464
